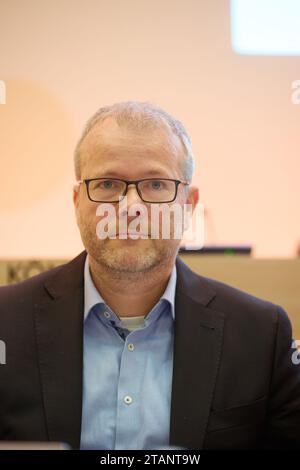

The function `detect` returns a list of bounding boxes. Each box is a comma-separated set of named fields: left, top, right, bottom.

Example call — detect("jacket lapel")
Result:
left=34, top=251, right=87, bottom=450
left=169, top=257, right=225, bottom=450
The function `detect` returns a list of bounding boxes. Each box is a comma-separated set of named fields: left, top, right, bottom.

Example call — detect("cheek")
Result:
left=77, top=201, right=98, bottom=226
left=176, top=189, right=188, bottom=204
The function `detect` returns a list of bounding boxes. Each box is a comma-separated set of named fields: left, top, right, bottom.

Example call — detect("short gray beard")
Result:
left=77, top=213, right=179, bottom=279
left=90, top=240, right=177, bottom=278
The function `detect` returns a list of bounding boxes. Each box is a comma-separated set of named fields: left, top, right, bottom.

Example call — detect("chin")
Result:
left=100, top=246, right=160, bottom=273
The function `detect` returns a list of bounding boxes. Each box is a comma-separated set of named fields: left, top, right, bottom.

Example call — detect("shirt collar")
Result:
left=84, top=254, right=177, bottom=322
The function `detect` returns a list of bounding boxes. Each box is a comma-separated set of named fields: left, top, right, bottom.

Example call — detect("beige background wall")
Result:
left=0, top=0, right=299, bottom=259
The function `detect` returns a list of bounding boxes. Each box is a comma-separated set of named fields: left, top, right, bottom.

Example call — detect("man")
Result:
left=0, top=101, right=300, bottom=450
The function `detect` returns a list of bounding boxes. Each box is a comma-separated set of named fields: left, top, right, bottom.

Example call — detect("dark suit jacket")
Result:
left=0, top=250, right=300, bottom=450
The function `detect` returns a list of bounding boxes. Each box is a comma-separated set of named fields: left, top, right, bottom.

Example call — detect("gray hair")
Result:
left=74, top=100, right=195, bottom=182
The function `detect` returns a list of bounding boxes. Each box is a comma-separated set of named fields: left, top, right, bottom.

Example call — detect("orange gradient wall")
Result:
left=0, top=0, right=299, bottom=258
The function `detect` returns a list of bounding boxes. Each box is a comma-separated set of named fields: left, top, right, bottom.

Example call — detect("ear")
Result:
left=186, top=185, right=199, bottom=212
left=73, top=183, right=80, bottom=209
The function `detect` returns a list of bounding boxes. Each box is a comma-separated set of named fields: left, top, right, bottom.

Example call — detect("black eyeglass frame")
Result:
left=76, top=177, right=190, bottom=203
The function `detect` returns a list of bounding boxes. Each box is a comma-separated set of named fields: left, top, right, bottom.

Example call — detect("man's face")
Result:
left=73, top=117, right=198, bottom=274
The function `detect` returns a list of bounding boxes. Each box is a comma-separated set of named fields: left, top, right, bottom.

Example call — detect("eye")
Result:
left=150, top=180, right=163, bottom=190
left=100, top=179, right=114, bottom=189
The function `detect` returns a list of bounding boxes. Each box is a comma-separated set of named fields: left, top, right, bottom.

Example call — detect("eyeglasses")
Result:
left=76, top=177, right=190, bottom=203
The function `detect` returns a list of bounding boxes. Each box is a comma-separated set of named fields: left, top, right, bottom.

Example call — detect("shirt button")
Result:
left=124, top=395, right=133, bottom=405
left=104, top=311, right=111, bottom=319
left=128, top=343, right=135, bottom=351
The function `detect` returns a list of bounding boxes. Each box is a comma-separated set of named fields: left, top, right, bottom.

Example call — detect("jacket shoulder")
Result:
left=199, top=272, right=291, bottom=336
left=0, top=251, right=86, bottom=303
left=177, top=256, right=284, bottom=325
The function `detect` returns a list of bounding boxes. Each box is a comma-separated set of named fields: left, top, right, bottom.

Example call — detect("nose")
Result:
left=120, top=184, right=143, bottom=217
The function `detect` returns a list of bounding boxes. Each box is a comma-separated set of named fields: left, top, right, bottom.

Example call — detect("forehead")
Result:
left=79, top=117, right=184, bottom=177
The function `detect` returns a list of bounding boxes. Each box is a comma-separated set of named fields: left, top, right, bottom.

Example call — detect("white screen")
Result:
left=231, top=0, right=300, bottom=55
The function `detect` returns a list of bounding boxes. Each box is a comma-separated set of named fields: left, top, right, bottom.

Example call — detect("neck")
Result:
left=88, top=255, right=176, bottom=317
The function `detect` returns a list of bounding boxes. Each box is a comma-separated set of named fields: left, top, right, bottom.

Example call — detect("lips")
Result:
left=117, top=232, right=149, bottom=237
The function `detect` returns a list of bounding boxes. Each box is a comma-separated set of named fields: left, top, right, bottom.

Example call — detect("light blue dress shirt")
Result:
left=80, top=255, right=177, bottom=450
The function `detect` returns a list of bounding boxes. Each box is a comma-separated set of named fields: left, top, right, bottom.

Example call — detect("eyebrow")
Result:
left=91, top=169, right=172, bottom=179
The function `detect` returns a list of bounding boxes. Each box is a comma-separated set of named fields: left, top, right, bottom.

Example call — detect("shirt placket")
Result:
left=113, top=326, right=149, bottom=450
